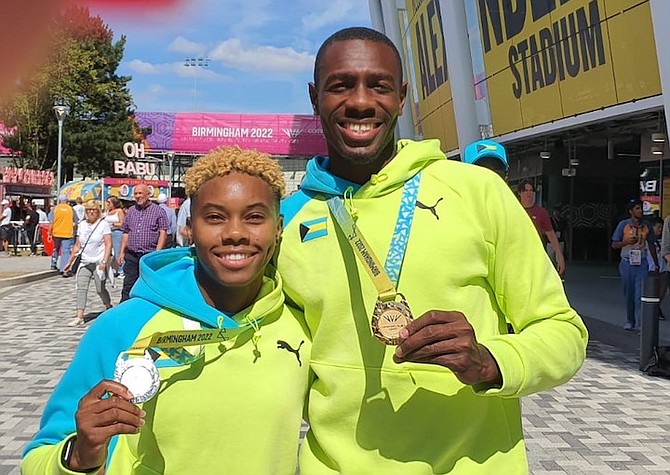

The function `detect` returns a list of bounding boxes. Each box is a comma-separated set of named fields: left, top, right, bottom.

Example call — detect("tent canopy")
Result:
left=58, top=179, right=102, bottom=202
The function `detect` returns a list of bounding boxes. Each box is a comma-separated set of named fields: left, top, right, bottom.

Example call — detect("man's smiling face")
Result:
left=309, top=39, right=406, bottom=170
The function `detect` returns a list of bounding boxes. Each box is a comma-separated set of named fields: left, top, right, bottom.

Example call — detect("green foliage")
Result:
left=0, top=6, right=136, bottom=182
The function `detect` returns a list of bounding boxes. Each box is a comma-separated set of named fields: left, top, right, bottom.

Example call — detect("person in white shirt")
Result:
left=62, top=200, right=113, bottom=326
left=0, top=199, right=12, bottom=256
left=176, top=196, right=191, bottom=246
left=157, top=192, right=177, bottom=248
left=36, top=205, right=48, bottom=223
left=72, top=197, right=86, bottom=223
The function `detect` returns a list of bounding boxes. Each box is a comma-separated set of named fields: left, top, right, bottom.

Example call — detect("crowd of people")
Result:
left=0, top=197, right=49, bottom=257
left=464, top=138, right=668, bottom=334
left=1, top=189, right=191, bottom=329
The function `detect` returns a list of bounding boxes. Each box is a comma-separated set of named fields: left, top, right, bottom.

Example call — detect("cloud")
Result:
left=146, top=84, right=169, bottom=95
left=126, top=59, right=164, bottom=75
left=125, top=59, right=227, bottom=80
left=209, top=38, right=313, bottom=73
left=168, top=36, right=206, bottom=56
left=300, top=0, right=361, bottom=33
left=235, top=0, right=274, bottom=30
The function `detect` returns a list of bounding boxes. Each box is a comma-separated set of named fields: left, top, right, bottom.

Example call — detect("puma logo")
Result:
left=277, top=340, right=304, bottom=366
left=416, top=197, right=443, bottom=220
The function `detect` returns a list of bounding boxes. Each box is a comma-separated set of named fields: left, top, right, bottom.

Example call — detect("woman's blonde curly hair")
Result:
left=184, top=146, right=286, bottom=207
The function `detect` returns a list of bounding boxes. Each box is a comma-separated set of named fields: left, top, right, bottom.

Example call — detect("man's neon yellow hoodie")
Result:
left=22, top=247, right=310, bottom=475
left=278, top=139, right=588, bottom=474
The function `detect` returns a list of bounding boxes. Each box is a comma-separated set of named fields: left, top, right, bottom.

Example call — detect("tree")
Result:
left=0, top=6, right=137, bottom=184
left=0, top=64, right=54, bottom=170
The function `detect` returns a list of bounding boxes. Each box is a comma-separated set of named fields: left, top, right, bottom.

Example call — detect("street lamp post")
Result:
left=184, top=57, right=210, bottom=111
left=166, top=151, right=175, bottom=199
left=53, top=104, right=70, bottom=192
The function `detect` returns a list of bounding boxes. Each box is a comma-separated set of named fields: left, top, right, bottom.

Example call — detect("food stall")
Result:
left=1, top=167, right=55, bottom=254
left=102, top=177, right=169, bottom=203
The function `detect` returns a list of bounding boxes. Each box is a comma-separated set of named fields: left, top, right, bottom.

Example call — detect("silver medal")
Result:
left=114, top=351, right=160, bottom=404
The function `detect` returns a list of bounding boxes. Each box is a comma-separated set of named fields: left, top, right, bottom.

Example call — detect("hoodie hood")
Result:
left=131, top=247, right=285, bottom=329
left=300, top=139, right=445, bottom=198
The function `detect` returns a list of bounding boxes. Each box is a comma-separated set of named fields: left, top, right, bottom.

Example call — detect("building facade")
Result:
left=370, top=0, right=670, bottom=262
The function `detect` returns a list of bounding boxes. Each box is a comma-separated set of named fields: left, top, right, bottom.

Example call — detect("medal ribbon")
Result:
left=384, top=172, right=421, bottom=285
left=126, top=313, right=262, bottom=365
left=129, top=327, right=246, bottom=351
left=124, top=274, right=279, bottom=365
left=326, top=172, right=421, bottom=301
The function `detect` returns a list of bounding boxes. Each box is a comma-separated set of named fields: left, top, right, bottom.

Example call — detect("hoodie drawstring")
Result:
left=369, top=173, right=388, bottom=185
left=343, top=186, right=358, bottom=219
left=218, top=314, right=263, bottom=360
left=246, top=316, right=262, bottom=359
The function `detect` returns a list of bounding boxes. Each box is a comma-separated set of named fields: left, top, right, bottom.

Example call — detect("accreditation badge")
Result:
left=114, top=351, right=160, bottom=404
left=371, top=296, right=413, bottom=345
left=629, top=249, right=642, bottom=266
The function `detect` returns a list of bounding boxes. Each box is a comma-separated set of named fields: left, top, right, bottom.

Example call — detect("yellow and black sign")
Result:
left=476, top=0, right=661, bottom=135
left=404, top=0, right=458, bottom=151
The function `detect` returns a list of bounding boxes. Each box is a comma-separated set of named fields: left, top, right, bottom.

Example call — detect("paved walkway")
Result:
left=1, top=271, right=123, bottom=475
left=1, top=260, right=670, bottom=474
left=0, top=254, right=55, bottom=281
left=564, top=263, right=670, bottom=347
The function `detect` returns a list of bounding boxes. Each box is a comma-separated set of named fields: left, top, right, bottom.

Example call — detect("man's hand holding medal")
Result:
left=392, top=310, right=503, bottom=388
left=326, top=180, right=502, bottom=389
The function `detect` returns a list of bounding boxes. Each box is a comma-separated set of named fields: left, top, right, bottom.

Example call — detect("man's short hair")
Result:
left=625, top=198, right=642, bottom=212
left=184, top=146, right=285, bottom=209
left=313, top=27, right=402, bottom=85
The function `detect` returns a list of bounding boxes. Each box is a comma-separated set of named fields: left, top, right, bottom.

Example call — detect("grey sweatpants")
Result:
left=76, top=262, right=111, bottom=312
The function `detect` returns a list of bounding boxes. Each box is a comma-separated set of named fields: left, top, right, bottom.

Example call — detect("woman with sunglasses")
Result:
left=62, top=200, right=113, bottom=326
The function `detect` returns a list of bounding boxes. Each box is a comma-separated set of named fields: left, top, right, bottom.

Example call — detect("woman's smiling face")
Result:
left=191, top=173, right=281, bottom=295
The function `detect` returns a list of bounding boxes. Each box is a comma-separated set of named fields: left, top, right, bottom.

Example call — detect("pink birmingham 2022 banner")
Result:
left=134, top=112, right=328, bottom=156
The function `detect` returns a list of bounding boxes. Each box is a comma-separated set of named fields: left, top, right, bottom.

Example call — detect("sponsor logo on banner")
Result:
left=282, top=128, right=304, bottom=139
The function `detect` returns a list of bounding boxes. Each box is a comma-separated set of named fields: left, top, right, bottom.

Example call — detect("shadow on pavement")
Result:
left=583, top=315, right=670, bottom=383
left=83, top=311, right=104, bottom=324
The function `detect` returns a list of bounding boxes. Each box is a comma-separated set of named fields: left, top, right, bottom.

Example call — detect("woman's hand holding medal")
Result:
left=392, top=310, right=502, bottom=388
left=67, top=380, right=145, bottom=471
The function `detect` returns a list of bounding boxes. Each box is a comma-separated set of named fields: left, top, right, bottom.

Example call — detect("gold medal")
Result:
left=372, top=296, right=413, bottom=345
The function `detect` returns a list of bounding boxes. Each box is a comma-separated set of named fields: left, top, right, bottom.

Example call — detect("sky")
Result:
left=91, top=0, right=372, bottom=115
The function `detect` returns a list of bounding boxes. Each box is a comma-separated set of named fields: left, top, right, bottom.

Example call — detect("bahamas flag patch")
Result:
left=299, top=217, right=328, bottom=242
